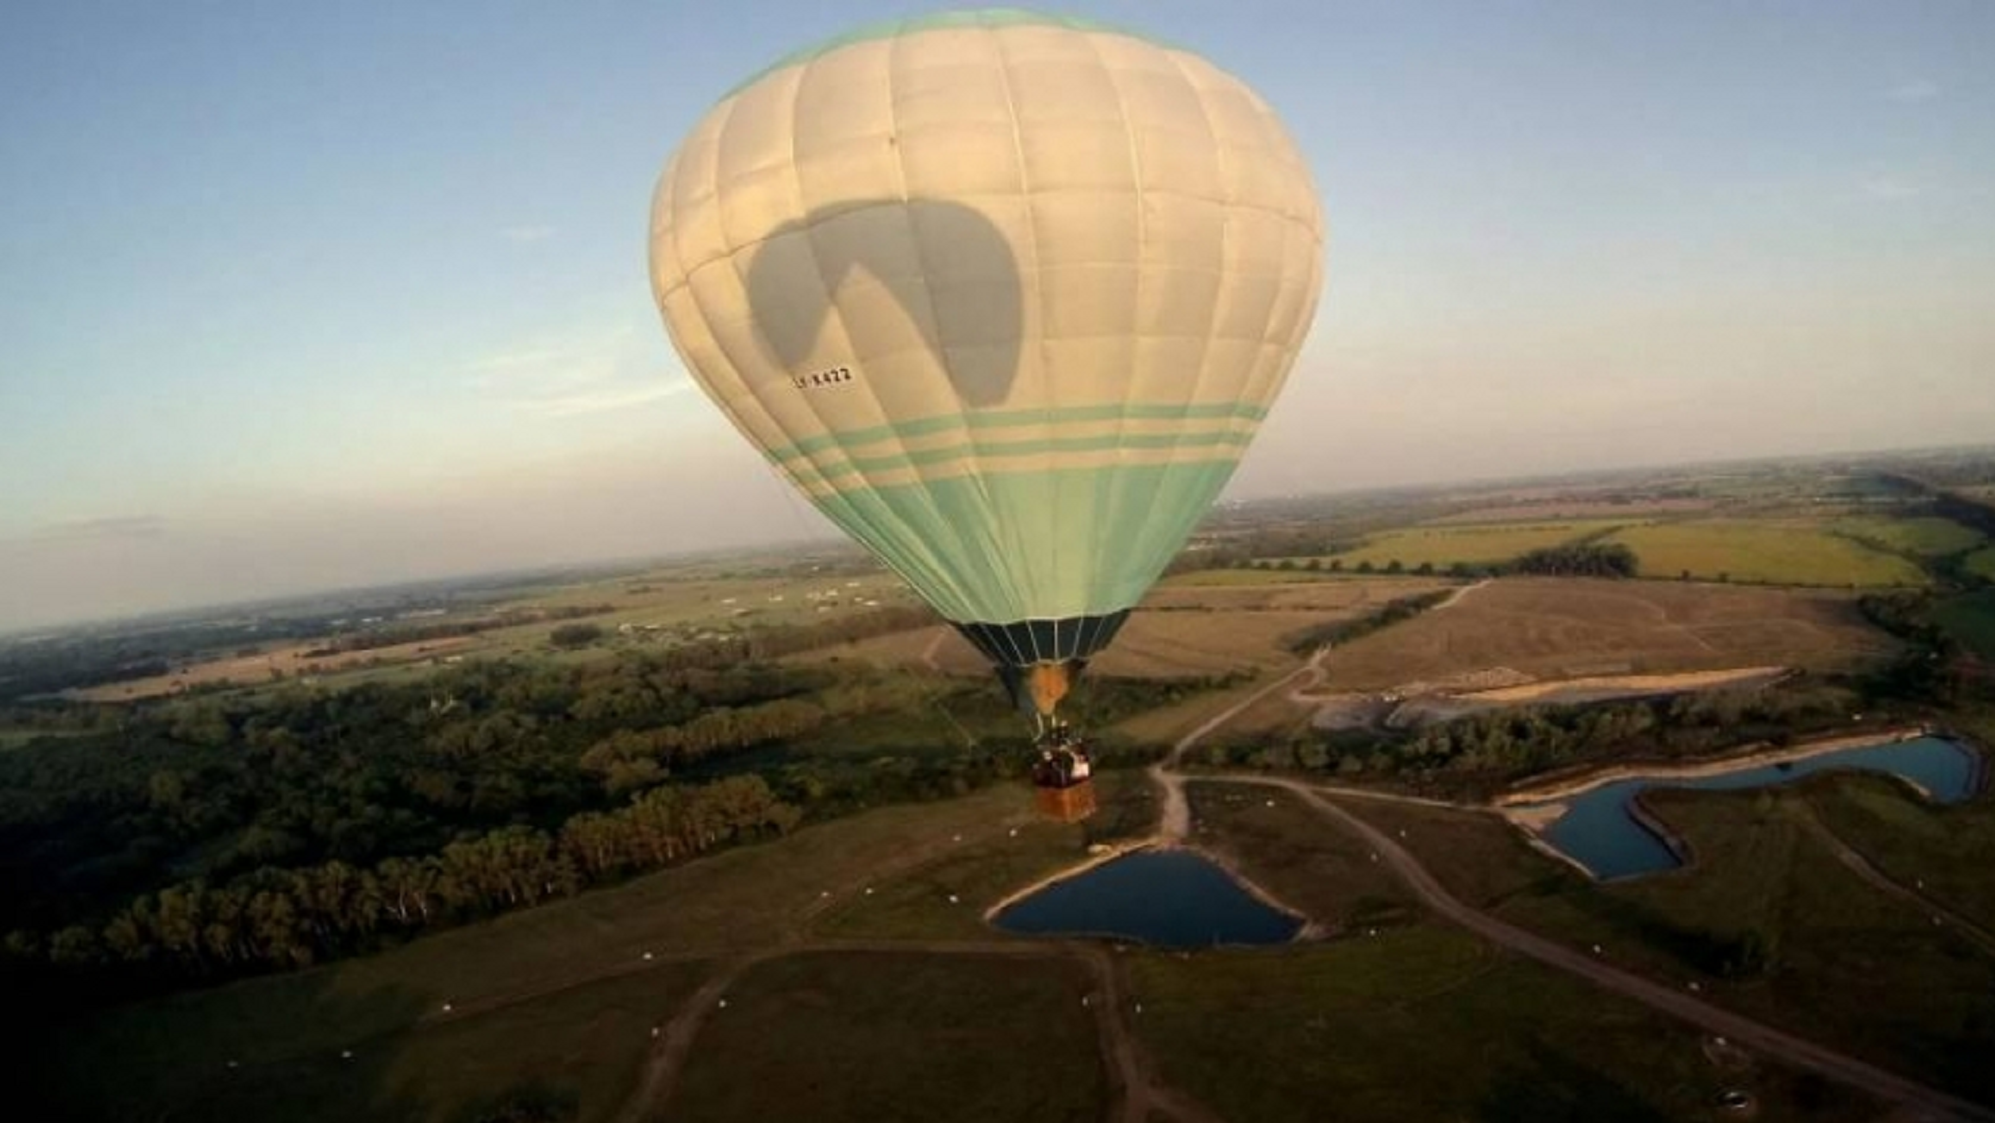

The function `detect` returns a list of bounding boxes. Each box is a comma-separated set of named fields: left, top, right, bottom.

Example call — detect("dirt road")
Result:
left=1153, top=646, right=1331, bottom=842
left=1790, top=804, right=1995, bottom=957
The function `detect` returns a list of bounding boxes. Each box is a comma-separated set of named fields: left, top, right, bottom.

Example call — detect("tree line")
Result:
left=1279, top=590, right=1454, bottom=656
left=1197, top=677, right=1873, bottom=799
left=4, top=775, right=797, bottom=980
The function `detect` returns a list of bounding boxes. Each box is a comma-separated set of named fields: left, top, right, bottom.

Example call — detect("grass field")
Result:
left=1832, top=516, right=1985, bottom=558
left=814, top=771, right=1159, bottom=942
left=73, top=568, right=923, bottom=701
left=1805, top=772, right=1995, bottom=934
left=29, top=784, right=1085, bottom=1121
left=0, top=728, right=81, bottom=749
left=1123, top=926, right=1876, bottom=1123
left=1607, top=520, right=1927, bottom=587
left=1936, top=589, right=1995, bottom=659
left=1313, top=577, right=1895, bottom=691
left=1325, top=519, right=1635, bottom=570
left=75, top=963, right=716, bottom=1123
left=1422, top=498, right=1714, bottom=524
left=806, top=577, right=1449, bottom=681
left=1336, top=779, right=1995, bottom=1104
left=1598, top=785, right=1995, bottom=1102
left=666, top=952, right=1104, bottom=1123
left=1965, top=546, right=1995, bottom=582
left=1185, top=781, right=1413, bottom=932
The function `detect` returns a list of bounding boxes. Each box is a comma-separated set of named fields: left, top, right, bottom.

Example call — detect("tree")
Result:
left=549, top=623, right=605, bottom=649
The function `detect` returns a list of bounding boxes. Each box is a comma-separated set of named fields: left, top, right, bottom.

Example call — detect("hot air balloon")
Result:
left=649, top=9, right=1324, bottom=815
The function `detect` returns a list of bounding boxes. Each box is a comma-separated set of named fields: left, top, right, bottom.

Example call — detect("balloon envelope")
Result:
left=650, top=10, right=1324, bottom=709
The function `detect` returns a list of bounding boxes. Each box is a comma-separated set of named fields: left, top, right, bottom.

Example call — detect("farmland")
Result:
left=1606, top=521, right=1927, bottom=587
left=12, top=451, right=1995, bottom=1122
left=24, top=785, right=1077, bottom=1122
left=1965, top=547, right=1995, bottom=583
left=1335, top=773, right=1995, bottom=1105
left=69, top=563, right=920, bottom=702
left=1323, top=519, right=1633, bottom=571
left=668, top=952, right=1104, bottom=1123
left=1831, top=516, right=1984, bottom=558
left=1311, top=577, right=1895, bottom=692
left=806, top=576, right=1453, bottom=681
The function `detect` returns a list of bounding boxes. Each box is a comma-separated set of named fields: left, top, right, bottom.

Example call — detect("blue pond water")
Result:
left=992, top=848, right=1301, bottom=947
left=1526, top=736, right=1980, bottom=881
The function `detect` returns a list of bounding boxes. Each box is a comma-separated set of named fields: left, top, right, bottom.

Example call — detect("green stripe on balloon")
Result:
left=793, top=460, right=1239, bottom=624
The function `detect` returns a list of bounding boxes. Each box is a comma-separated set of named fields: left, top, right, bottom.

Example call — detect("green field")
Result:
left=1607, top=520, right=1927, bottom=586
left=815, top=771, right=1159, bottom=941
left=668, top=952, right=1104, bottom=1123
left=1832, top=516, right=1985, bottom=557
left=1806, top=773, right=1995, bottom=935
left=1125, top=928, right=1873, bottom=1123
left=1326, top=519, right=1633, bottom=570
left=27, top=785, right=1077, bottom=1121
left=1185, top=782, right=1413, bottom=931
left=1336, top=779, right=1995, bottom=1103
left=1936, top=589, right=1995, bottom=659
left=0, top=728, right=78, bottom=749
left=1964, top=546, right=1995, bottom=583
left=66, top=963, right=715, bottom=1123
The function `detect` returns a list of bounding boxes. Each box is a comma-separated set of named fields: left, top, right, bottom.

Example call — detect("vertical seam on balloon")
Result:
left=779, top=58, right=969, bottom=622
left=1233, top=104, right=1314, bottom=434
left=667, top=96, right=797, bottom=492
left=1150, top=51, right=1237, bottom=591
left=677, top=93, right=862, bottom=546
left=879, top=28, right=1024, bottom=629
left=1079, top=33, right=1151, bottom=620
left=988, top=23, right=1061, bottom=652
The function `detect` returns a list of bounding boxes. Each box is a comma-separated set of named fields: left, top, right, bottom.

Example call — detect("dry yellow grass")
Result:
left=1314, top=577, right=1896, bottom=692
left=802, top=577, right=1453, bottom=681
left=76, top=572, right=923, bottom=700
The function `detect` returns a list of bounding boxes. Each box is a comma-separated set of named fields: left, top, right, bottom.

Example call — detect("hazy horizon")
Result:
left=5, top=1, right=1992, bottom=631
left=6, top=436, right=1983, bottom=637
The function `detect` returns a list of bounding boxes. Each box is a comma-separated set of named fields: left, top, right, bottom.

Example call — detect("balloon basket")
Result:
left=1034, top=778, right=1096, bottom=823
left=1030, top=733, right=1095, bottom=822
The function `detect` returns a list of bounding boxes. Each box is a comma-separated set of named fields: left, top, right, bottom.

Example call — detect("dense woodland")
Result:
left=0, top=611, right=1191, bottom=990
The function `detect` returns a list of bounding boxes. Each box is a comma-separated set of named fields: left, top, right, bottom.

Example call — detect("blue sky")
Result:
left=3, top=1, right=1992, bottom=628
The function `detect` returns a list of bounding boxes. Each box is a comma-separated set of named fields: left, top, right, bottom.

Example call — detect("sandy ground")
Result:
left=1460, top=665, right=1789, bottom=704
left=1493, top=725, right=1934, bottom=809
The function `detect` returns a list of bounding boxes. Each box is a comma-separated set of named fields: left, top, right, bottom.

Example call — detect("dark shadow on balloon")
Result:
left=744, top=199, right=1023, bottom=409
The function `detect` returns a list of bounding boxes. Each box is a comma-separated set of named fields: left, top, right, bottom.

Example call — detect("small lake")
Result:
left=1525, top=736, right=1981, bottom=881
left=992, top=849, right=1301, bottom=947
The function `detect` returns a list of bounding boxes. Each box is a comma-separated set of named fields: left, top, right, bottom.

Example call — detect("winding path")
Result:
left=1789, top=804, right=1995, bottom=957
left=1132, top=578, right=1994, bottom=1121
left=615, top=572, right=1993, bottom=1121
left=1229, top=776, right=1995, bottom=1122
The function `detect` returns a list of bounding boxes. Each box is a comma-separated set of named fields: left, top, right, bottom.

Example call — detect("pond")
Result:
left=991, top=848, right=1301, bottom=947
left=1522, top=736, right=1981, bottom=881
